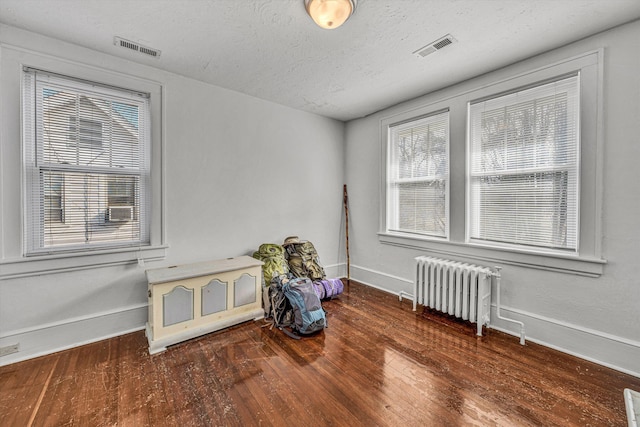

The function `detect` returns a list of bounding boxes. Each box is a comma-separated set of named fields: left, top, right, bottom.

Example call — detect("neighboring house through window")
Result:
left=23, top=68, right=150, bottom=254
left=68, top=116, right=103, bottom=146
left=44, top=172, right=64, bottom=223
left=107, top=176, right=137, bottom=222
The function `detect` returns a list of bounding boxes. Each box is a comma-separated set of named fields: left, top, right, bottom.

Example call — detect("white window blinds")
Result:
left=23, top=69, right=151, bottom=254
left=468, top=75, right=580, bottom=252
left=387, top=111, right=449, bottom=238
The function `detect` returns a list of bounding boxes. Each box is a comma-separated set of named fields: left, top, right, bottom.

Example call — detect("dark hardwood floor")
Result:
left=1, top=280, right=638, bottom=426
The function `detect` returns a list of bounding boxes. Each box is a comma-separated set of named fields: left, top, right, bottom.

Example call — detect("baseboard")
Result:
left=351, top=265, right=640, bottom=379
left=0, top=303, right=147, bottom=367
left=4, top=264, right=638, bottom=378
left=0, top=264, right=348, bottom=367
left=488, top=305, right=640, bottom=378
left=323, top=262, right=346, bottom=280
left=350, top=264, right=413, bottom=295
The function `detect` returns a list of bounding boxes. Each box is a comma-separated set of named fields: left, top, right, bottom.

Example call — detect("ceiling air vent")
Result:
left=413, top=34, right=457, bottom=58
left=114, top=37, right=161, bottom=58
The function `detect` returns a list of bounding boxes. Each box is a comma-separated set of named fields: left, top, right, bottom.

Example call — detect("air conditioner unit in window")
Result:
left=108, top=206, right=133, bottom=222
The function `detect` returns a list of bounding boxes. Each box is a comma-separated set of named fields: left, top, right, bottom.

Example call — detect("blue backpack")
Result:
left=282, top=277, right=326, bottom=338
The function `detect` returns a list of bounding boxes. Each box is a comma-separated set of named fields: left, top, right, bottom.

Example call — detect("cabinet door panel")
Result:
left=234, top=273, right=256, bottom=307
left=163, top=286, right=194, bottom=327
left=202, top=279, right=227, bottom=316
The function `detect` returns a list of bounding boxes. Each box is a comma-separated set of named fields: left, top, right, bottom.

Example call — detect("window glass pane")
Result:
left=69, top=117, right=103, bottom=146
left=43, top=172, right=64, bottom=223
left=470, top=171, right=574, bottom=249
left=107, top=177, right=136, bottom=206
left=468, top=75, right=579, bottom=251
left=24, top=69, right=150, bottom=254
left=387, top=111, right=449, bottom=238
left=41, top=171, right=141, bottom=248
left=41, top=90, right=141, bottom=170
left=395, top=180, right=447, bottom=236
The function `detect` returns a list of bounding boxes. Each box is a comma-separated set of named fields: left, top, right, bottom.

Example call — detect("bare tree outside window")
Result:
left=388, top=111, right=449, bottom=238
left=469, top=76, right=579, bottom=251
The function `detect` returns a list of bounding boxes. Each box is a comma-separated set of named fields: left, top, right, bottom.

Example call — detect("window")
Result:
left=23, top=68, right=151, bottom=254
left=467, top=75, right=580, bottom=252
left=68, top=117, right=103, bottom=146
left=107, top=176, right=137, bottom=222
left=379, top=52, right=603, bottom=276
left=386, top=111, right=449, bottom=238
left=107, top=177, right=136, bottom=207
left=44, top=172, right=64, bottom=223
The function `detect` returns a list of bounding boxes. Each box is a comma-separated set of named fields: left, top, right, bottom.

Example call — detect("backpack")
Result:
left=282, top=277, right=326, bottom=337
left=265, top=275, right=325, bottom=339
left=252, top=243, right=289, bottom=286
left=267, top=276, right=294, bottom=329
left=283, top=237, right=326, bottom=281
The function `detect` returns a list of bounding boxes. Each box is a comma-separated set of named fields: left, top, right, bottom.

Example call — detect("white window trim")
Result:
left=379, top=50, right=605, bottom=277
left=23, top=67, right=152, bottom=255
left=0, top=45, right=167, bottom=279
left=385, top=109, right=450, bottom=240
left=380, top=101, right=452, bottom=244
left=466, top=74, right=581, bottom=254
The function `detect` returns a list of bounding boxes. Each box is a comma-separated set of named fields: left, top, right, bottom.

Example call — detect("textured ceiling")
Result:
left=1, top=0, right=640, bottom=121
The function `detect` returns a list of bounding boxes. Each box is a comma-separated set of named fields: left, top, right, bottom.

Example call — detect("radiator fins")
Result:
left=414, top=256, right=492, bottom=337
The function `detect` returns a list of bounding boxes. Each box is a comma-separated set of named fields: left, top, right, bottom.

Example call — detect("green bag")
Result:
left=252, top=243, right=289, bottom=286
left=282, top=237, right=326, bottom=281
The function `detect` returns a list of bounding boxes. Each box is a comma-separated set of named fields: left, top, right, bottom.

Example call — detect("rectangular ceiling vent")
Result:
left=114, top=37, right=161, bottom=58
left=413, top=34, right=457, bottom=58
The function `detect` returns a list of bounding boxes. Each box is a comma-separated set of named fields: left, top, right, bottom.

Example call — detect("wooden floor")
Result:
left=1, top=280, right=639, bottom=426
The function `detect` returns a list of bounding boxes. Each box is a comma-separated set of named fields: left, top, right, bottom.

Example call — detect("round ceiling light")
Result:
left=304, top=0, right=357, bottom=30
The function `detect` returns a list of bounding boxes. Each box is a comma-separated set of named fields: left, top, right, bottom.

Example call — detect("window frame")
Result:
left=0, top=46, right=166, bottom=279
left=23, top=68, right=151, bottom=255
left=385, top=109, right=450, bottom=240
left=379, top=50, right=605, bottom=277
left=466, top=74, right=581, bottom=255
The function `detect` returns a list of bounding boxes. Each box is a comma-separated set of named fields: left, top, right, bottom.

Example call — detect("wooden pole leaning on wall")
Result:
left=343, top=184, right=350, bottom=290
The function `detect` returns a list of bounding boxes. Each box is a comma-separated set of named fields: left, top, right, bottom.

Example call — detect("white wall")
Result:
left=2, top=19, right=638, bottom=378
left=0, top=25, right=345, bottom=365
left=345, top=20, right=640, bottom=377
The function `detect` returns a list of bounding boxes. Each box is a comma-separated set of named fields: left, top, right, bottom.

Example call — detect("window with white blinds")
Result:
left=387, top=110, right=449, bottom=238
left=23, top=68, right=151, bottom=254
left=467, top=75, right=580, bottom=252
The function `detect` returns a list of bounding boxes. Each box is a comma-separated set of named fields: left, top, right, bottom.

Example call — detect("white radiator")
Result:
left=411, top=256, right=526, bottom=344
left=413, top=256, right=493, bottom=337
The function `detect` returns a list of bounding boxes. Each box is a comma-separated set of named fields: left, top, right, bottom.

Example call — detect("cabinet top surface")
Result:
left=145, top=255, right=263, bottom=284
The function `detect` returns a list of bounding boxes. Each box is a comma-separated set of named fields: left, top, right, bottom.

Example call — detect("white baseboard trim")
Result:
left=0, top=303, right=147, bottom=367
left=4, top=265, right=638, bottom=379
left=350, top=266, right=640, bottom=379
left=323, top=262, right=345, bottom=279
left=1, top=302, right=148, bottom=339
left=0, top=262, right=349, bottom=366
left=350, top=264, right=413, bottom=295
left=488, top=305, right=640, bottom=378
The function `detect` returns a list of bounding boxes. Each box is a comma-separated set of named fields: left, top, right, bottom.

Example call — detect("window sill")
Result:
left=0, top=245, right=168, bottom=279
left=378, top=232, right=606, bottom=277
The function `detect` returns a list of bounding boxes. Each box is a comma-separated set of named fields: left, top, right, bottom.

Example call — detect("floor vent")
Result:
left=413, top=34, right=456, bottom=58
left=114, top=37, right=161, bottom=58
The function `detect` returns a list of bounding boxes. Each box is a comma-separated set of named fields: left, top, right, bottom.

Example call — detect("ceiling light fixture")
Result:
left=304, top=0, right=357, bottom=30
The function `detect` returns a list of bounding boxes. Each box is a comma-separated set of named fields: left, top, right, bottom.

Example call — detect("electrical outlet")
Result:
left=0, top=343, right=19, bottom=357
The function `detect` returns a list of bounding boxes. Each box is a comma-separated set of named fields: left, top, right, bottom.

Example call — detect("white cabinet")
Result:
left=145, top=256, right=263, bottom=354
